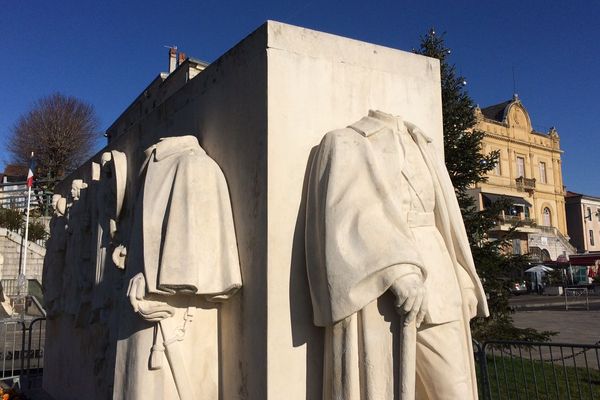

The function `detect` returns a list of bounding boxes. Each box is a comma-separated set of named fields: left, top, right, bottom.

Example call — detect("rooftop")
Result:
left=3, top=164, right=28, bottom=178
left=480, top=99, right=512, bottom=122
left=566, top=190, right=600, bottom=202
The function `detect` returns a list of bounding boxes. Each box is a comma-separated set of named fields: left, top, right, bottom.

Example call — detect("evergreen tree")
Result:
left=415, top=30, right=553, bottom=341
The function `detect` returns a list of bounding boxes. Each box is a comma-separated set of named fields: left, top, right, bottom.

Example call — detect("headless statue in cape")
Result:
left=114, top=136, right=242, bottom=400
left=305, top=110, right=489, bottom=399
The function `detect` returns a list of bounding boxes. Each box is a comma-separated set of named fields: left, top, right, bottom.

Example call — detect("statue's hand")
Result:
left=390, top=274, right=427, bottom=328
left=137, top=300, right=176, bottom=322
left=127, top=273, right=175, bottom=322
left=127, top=273, right=146, bottom=312
left=112, top=245, right=127, bottom=270
left=463, top=288, right=478, bottom=319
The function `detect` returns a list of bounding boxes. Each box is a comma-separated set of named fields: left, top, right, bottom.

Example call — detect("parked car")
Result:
left=509, top=281, right=527, bottom=295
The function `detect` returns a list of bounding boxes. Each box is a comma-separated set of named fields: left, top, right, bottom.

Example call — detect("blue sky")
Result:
left=1, top=0, right=599, bottom=195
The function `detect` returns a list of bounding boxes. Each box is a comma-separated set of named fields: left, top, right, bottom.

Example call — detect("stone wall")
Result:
left=0, top=227, right=45, bottom=282
left=529, top=230, right=575, bottom=261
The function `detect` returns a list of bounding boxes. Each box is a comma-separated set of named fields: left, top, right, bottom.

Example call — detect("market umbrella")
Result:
left=525, top=265, right=554, bottom=273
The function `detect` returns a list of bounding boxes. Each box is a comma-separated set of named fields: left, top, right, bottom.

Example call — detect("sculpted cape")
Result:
left=142, top=135, right=242, bottom=299
left=114, top=136, right=241, bottom=400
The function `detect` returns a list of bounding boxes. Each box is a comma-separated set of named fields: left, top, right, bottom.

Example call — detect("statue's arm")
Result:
left=306, top=130, right=426, bottom=326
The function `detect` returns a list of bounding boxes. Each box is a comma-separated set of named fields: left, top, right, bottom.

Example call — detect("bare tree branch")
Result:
left=8, top=93, right=100, bottom=182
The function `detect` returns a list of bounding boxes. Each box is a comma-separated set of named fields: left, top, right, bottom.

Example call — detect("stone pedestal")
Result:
left=43, top=21, right=442, bottom=400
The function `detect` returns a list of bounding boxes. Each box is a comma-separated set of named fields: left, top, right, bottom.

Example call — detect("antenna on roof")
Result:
left=512, top=65, right=518, bottom=99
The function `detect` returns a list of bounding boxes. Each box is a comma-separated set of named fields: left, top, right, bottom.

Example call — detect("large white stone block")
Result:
left=44, top=21, right=442, bottom=400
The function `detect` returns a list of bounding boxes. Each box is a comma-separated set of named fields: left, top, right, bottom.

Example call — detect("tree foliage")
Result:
left=0, top=208, right=48, bottom=242
left=8, top=93, right=99, bottom=183
left=416, top=29, right=498, bottom=207
left=0, top=208, right=23, bottom=232
left=416, top=30, right=553, bottom=342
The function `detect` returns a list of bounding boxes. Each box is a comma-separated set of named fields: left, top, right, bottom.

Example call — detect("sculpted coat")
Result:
left=114, top=136, right=242, bottom=400
left=305, top=110, right=489, bottom=399
left=62, top=179, right=89, bottom=316
left=42, top=196, right=68, bottom=318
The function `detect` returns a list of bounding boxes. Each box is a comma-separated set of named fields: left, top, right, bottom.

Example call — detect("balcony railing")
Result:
left=499, top=215, right=536, bottom=226
left=516, top=176, right=536, bottom=192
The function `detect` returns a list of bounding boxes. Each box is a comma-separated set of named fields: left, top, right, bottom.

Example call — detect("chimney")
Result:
left=178, top=52, right=186, bottom=67
left=168, top=47, right=177, bottom=73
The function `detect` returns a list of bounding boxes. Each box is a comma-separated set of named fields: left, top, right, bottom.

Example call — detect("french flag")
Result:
left=26, top=155, right=35, bottom=188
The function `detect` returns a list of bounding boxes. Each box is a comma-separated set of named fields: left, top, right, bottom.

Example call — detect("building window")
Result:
left=597, top=209, right=600, bottom=222
left=493, top=157, right=501, bottom=176
left=539, top=162, right=547, bottom=184
left=512, top=238, right=522, bottom=255
left=542, top=207, right=552, bottom=227
left=587, top=207, right=592, bottom=221
left=516, top=156, right=525, bottom=178
left=590, top=230, right=595, bottom=246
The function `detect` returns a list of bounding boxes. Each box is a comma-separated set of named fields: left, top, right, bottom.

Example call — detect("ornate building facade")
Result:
left=469, top=95, right=575, bottom=261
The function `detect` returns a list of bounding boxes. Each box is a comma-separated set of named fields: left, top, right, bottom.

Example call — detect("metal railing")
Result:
left=0, top=318, right=45, bottom=390
left=565, top=287, right=590, bottom=311
left=500, top=215, right=537, bottom=226
left=475, top=339, right=600, bottom=399
left=0, top=179, right=55, bottom=215
left=3, top=317, right=600, bottom=398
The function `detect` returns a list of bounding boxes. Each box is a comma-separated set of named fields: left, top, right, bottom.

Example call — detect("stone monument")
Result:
left=42, top=21, right=483, bottom=400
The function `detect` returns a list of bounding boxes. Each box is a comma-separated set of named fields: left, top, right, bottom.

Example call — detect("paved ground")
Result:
left=513, top=310, right=600, bottom=344
left=506, top=294, right=600, bottom=371
left=510, top=294, right=600, bottom=345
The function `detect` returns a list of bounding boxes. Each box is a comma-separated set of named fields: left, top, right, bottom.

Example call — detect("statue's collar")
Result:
left=144, top=135, right=203, bottom=161
left=349, top=110, right=432, bottom=144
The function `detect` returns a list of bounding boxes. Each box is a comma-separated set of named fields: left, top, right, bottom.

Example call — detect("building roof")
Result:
left=566, top=190, right=600, bottom=202
left=3, top=164, right=28, bottom=178
left=105, top=57, right=209, bottom=143
left=480, top=100, right=512, bottom=122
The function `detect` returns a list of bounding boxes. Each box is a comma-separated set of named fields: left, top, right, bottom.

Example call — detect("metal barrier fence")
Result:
left=0, top=317, right=45, bottom=389
left=475, top=339, right=600, bottom=400
left=1, top=319, right=599, bottom=398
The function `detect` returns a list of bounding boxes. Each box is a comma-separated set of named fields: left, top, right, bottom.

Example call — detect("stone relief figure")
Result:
left=305, top=110, right=489, bottom=399
left=42, top=195, right=68, bottom=318
left=62, top=179, right=88, bottom=316
left=114, top=136, right=242, bottom=400
left=91, top=150, right=127, bottom=319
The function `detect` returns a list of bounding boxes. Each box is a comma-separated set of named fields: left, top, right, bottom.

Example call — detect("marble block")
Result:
left=43, top=21, right=443, bottom=400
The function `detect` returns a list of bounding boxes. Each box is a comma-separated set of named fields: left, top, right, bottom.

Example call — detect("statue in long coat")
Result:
left=305, top=110, right=489, bottom=399
left=42, top=195, right=68, bottom=318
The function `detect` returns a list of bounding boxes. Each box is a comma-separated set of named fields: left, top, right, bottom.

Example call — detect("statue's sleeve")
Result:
left=156, top=154, right=242, bottom=301
left=305, top=130, right=425, bottom=326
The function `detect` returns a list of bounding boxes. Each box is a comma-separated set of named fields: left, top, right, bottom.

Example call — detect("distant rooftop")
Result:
left=480, top=100, right=513, bottom=122
left=105, top=48, right=209, bottom=143
left=3, top=164, right=27, bottom=178
left=566, top=191, right=600, bottom=201
left=479, top=95, right=556, bottom=138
